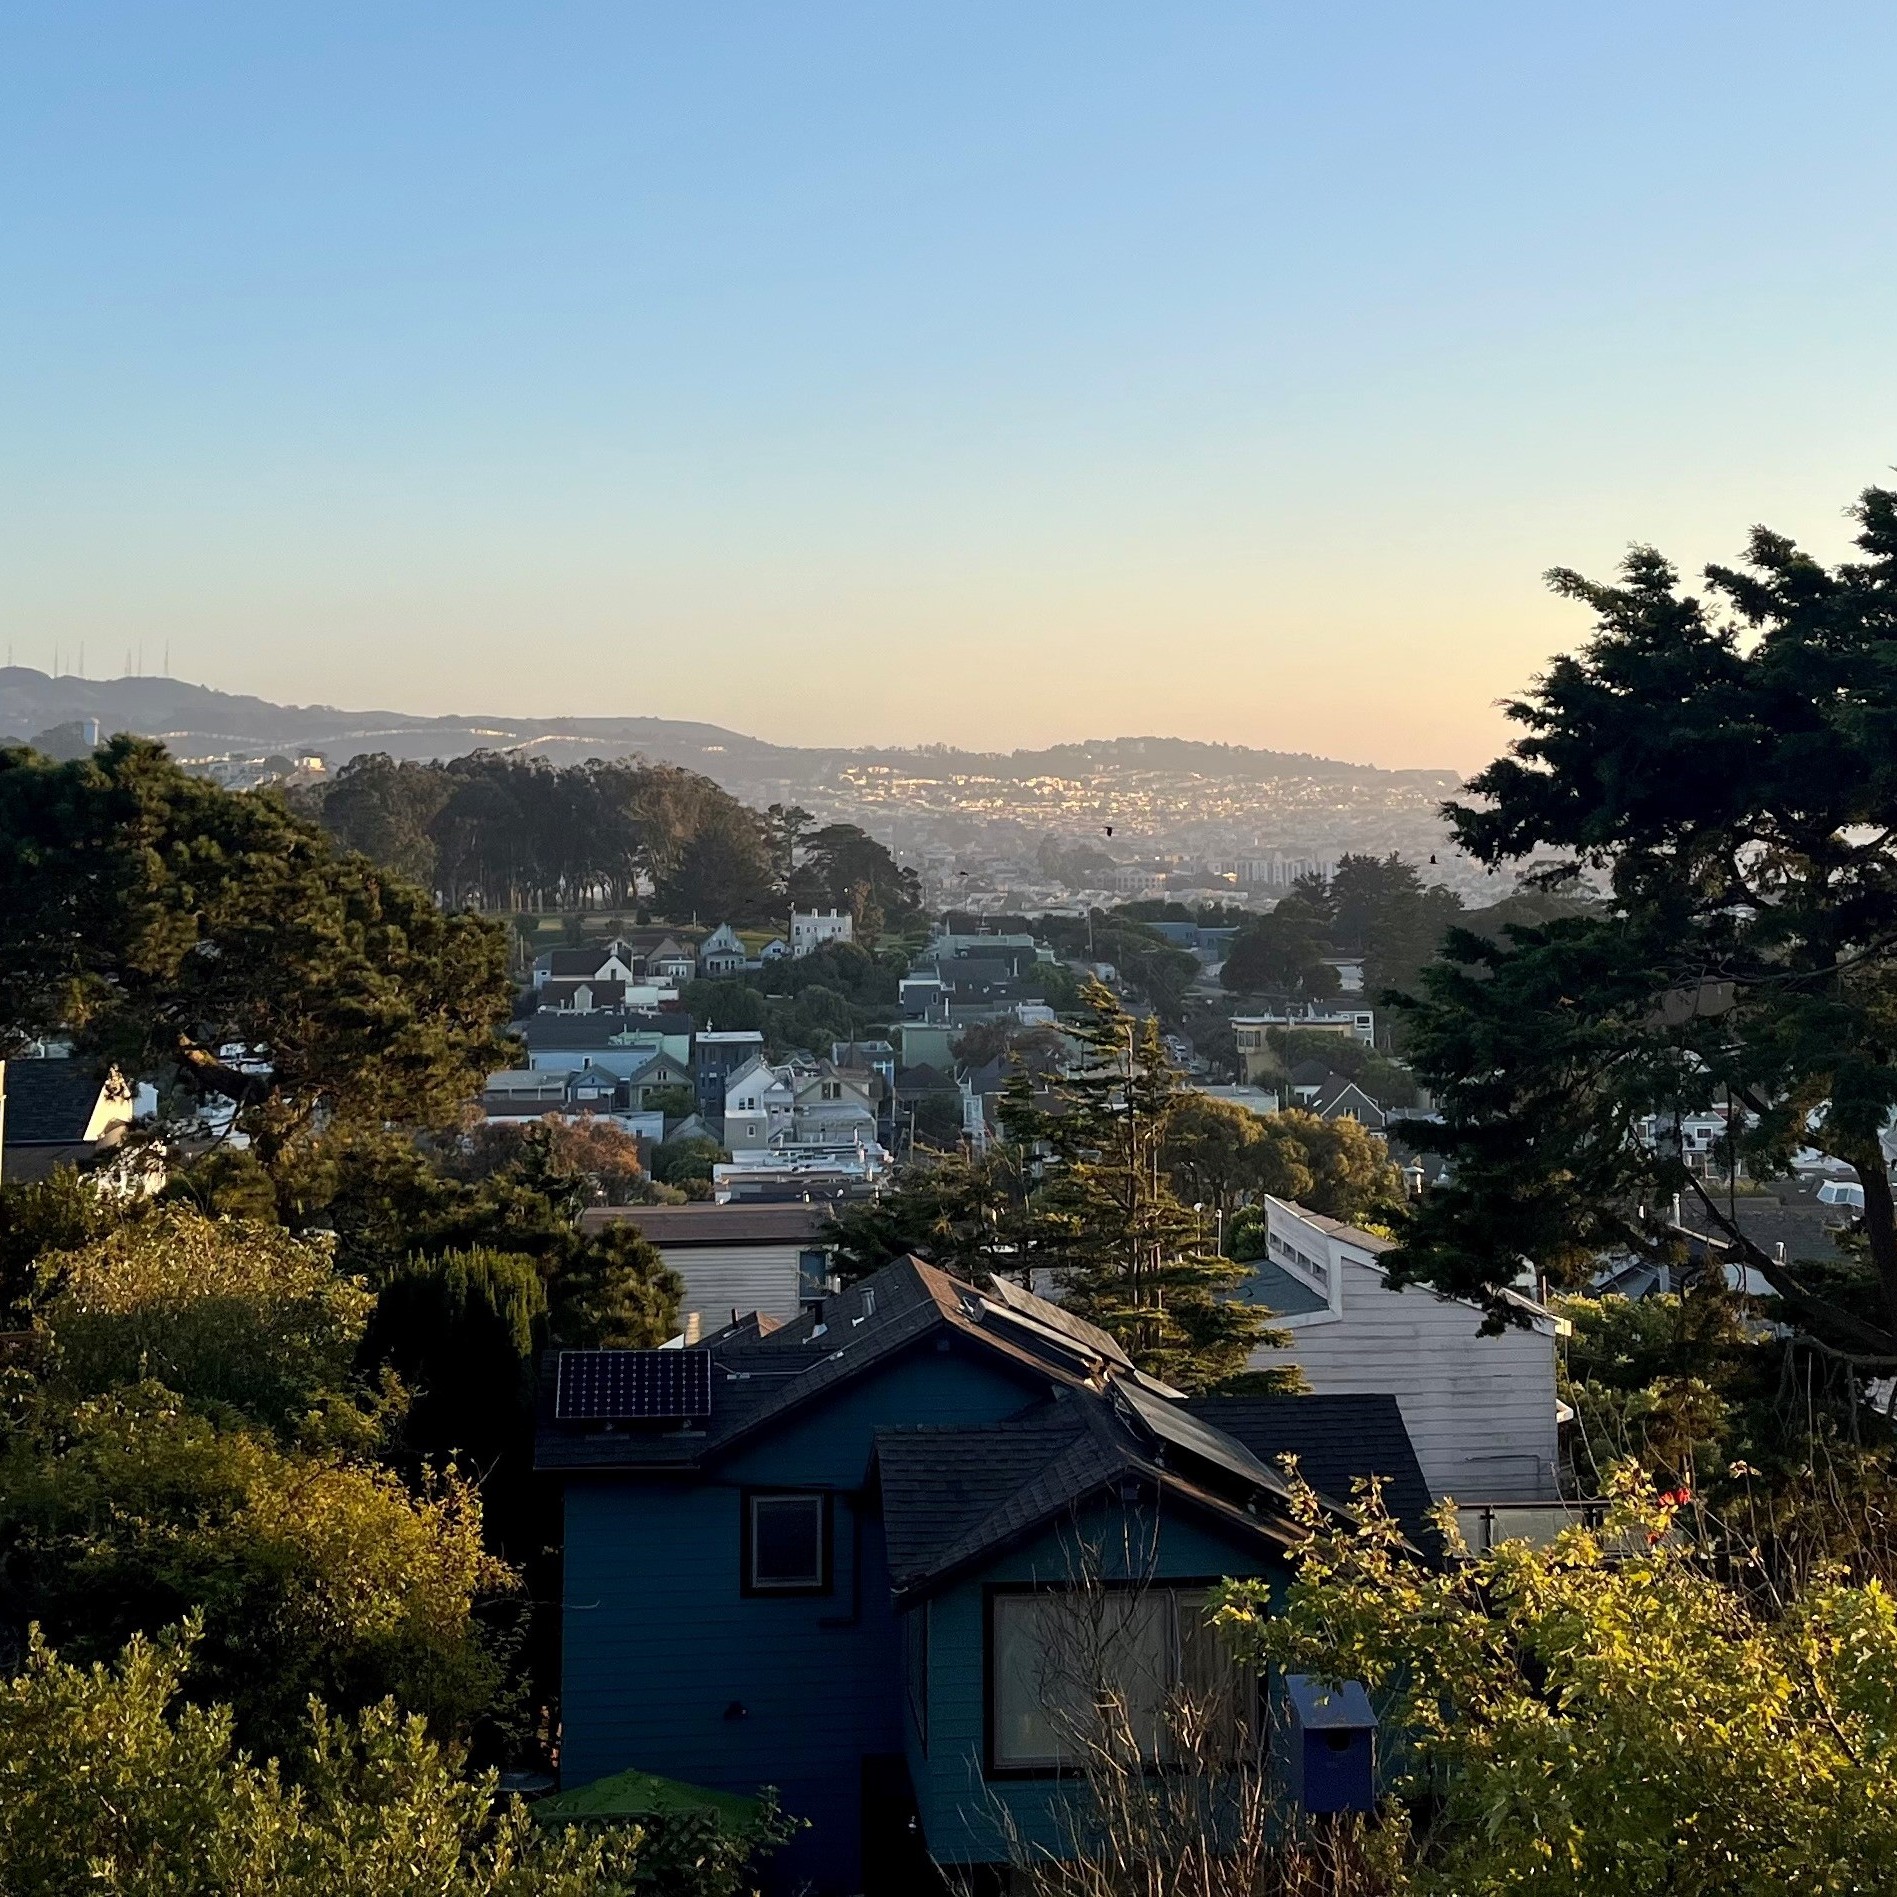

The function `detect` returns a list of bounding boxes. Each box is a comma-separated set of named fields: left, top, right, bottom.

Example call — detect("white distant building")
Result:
left=722, top=1055, right=877, bottom=1152
left=1244, top=1197, right=1566, bottom=1508
left=790, top=909, right=854, bottom=957
left=697, top=923, right=749, bottom=977
left=722, top=1053, right=796, bottom=1151
left=577, top=1202, right=836, bottom=1336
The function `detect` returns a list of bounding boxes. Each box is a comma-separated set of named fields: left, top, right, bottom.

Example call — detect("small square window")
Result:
left=745, top=1493, right=829, bottom=1594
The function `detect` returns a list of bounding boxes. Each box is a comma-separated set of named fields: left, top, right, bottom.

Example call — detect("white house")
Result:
left=697, top=923, right=749, bottom=978
left=722, top=1053, right=796, bottom=1151
left=579, top=1202, right=835, bottom=1337
left=532, top=939, right=642, bottom=992
left=0, top=1060, right=137, bottom=1183
left=790, top=909, right=854, bottom=957
left=1244, top=1197, right=1566, bottom=1507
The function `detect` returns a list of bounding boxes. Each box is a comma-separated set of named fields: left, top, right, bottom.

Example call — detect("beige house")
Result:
left=578, top=1201, right=834, bottom=1335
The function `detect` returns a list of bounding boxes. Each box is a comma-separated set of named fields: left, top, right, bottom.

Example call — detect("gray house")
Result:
left=1245, top=1196, right=1566, bottom=1511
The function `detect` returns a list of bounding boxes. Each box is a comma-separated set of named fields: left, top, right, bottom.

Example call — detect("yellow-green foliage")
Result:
left=1217, top=1470, right=1897, bottom=1894
left=0, top=1621, right=643, bottom=1897
left=0, top=1383, right=511, bottom=1751
left=38, top=1205, right=375, bottom=1432
left=4, top=1205, right=514, bottom=1751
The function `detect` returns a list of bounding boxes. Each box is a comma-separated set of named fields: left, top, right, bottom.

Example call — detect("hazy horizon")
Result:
left=0, top=662, right=1465, bottom=774
left=6, top=5, right=1896, bottom=776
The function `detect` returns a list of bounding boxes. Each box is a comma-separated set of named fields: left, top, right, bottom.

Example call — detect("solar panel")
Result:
left=555, top=1349, right=713, bottom=1423
left=1117, top=1379, right=1288, bottom=1496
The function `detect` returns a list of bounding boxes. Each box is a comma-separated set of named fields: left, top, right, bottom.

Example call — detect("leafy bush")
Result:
left=0, top=1621, right=646, bottom=1897
left=37, top=1206, right=373, bottom=1434
left=1218, top=1469, right=1897, bottom=1895
left=0, top=1384, right=509, bottom=1754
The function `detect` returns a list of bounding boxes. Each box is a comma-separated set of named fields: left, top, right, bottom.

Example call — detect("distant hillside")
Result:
left=0, top=669, right=1456, bottom=792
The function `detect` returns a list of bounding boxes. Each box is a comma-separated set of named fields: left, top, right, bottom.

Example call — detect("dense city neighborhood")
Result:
left=6, top=8, right=1897, bottom=1890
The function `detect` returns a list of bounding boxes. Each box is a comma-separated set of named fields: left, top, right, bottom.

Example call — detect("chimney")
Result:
left=683, top=1310, right=701, bottom=1346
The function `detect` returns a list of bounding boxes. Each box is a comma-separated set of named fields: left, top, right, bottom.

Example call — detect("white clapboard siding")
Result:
left=667, top=1244, right=805, bottom=1331
left=1280, top=1260, right=1558, bottom=1503
left=1252, top=1199, right=1561, bottom=1505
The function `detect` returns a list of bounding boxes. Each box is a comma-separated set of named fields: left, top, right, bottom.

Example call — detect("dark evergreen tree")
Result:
left=1219, top=909, right=1340, bottom=1002
left=1002, top=982, right=1295, bottom=1392
left=0, top=739, right=515, bottom=1165
left=1393, top=485, right=1897, bottom=1362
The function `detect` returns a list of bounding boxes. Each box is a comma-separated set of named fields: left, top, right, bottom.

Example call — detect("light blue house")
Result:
left=539, top=1260, right=1428, bottom=1894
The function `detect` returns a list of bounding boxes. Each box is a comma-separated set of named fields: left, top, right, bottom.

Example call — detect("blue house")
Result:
left=539, top=1259, right=1429, bottom=1894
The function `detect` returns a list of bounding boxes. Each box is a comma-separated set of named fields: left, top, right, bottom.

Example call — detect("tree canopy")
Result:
left=0, top=739, right=514, bottom=1161
left=318, top=752, right=772, bottom=917
left=1219, top=1470, right=1897, bottom=1895
left=1393, top=486, right=1897, bottom=1358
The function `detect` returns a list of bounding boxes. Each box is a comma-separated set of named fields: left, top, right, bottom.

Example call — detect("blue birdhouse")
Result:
left=1281, top=1674, right=1377, bottom=1815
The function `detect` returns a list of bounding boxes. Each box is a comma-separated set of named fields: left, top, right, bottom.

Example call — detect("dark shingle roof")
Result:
left=537, top=1257, right=1115, bottom=1475
left=874, top=1383, right=1315, bottom=1601
left=544, top=948, right=616, bottom=978
left=522, top=1010, right=692, bottom=1049
left=876, top=1402, right=1093, bottom=1586
left=3, top=1063, right=118, bottom=1144
left=1183, top=1393, right=1434, bottom=1539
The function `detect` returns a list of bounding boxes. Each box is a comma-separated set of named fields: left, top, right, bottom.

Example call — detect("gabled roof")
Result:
left=894, top=1063, right=954, bottom=1095
left=874, top=1385, right=1306, bottom=1603
left=624, top=1050, right=692, bottom=1086
left=793, top=1063, right=871, bottom=1100
left=873, top=1384, right=1437, bottom=1602
left=1183, top=1393, right=1434, bottom=1539
left=537, top=1257, right=1127, bottom=1475
left=1314, top=1075, right=1383, bottom=1120
left=542, top=947, right=624, bottom=979
left=3, top=1062, right=127, bottom=1145
left=1268, top=1198, right=1560, bottom=1328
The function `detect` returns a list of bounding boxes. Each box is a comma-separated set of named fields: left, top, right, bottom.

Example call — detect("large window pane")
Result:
left=749, top=1494, right=825, bottom=1590
left=990, top=1587, right=1255, bottom=1772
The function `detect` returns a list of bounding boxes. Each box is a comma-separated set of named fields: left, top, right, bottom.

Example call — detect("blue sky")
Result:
left=3, top=3, right=1895, bottom=768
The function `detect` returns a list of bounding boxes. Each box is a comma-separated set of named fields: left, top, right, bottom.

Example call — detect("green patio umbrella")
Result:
left=533, top=1767, right=762, bottom=1832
